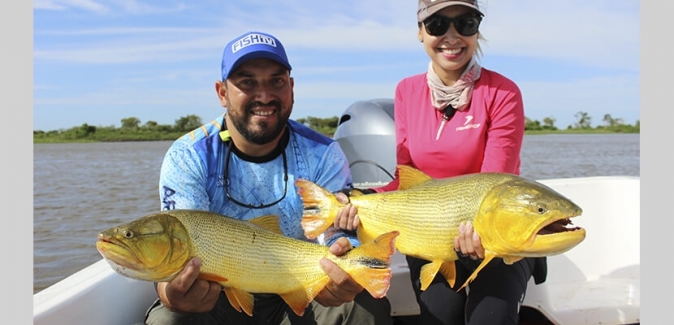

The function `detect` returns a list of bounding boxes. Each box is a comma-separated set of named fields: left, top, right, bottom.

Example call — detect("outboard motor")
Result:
left=333, top=99, right=397, bottom=189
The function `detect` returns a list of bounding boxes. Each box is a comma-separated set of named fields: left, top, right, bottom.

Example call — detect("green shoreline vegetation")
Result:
left=33, top=112, right=639, bottom=144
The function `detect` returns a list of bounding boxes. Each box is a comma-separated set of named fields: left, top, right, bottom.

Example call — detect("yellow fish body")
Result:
left=95, top=209, right=399, bottom=316
left=296, top=165, right=586, bottom=291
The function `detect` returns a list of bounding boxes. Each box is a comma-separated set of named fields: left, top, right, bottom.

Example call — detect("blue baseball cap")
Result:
left=221, top=31, right=292, bottom=80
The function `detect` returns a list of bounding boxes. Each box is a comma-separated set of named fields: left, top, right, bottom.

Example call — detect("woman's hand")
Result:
left=454, top=221, right=485, bottom=260
left=332, top=192, right=360, bottom=231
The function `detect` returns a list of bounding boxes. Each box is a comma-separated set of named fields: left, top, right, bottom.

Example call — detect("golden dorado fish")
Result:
left=296, top=165, right=586, bottom=291
left=95, top=209, right=399, bottom=316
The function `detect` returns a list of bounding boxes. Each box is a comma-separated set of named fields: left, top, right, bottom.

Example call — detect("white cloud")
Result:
left=34, top=26, right=212, bottom=36
left=34, top=0, right=109, bottom=13
left=34, top=0, right=186, bottom=14
left=479, top=0, right=639, bottom=70
left=33, top=23, right=419, bottom=65
left=34, top=34, right=224, bottom=64
left=108, top=0, right=187, bottom=15
left=34, top=1, right=638, bottom=70
left=32, top=0, right=640, bottom=131
left=33, top=1, right=67, bottom=10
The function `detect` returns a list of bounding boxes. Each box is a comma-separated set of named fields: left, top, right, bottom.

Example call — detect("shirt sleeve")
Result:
left=480, top=81, right=524, bottom=174
left=158, top=140, right=211, bottom=211
left=312, top=141, right=354, bottom=194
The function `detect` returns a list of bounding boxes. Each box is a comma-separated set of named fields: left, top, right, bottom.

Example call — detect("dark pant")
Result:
left=406, top=255, right=536, bottom=325
left=145, top=290, right=392, bottom=325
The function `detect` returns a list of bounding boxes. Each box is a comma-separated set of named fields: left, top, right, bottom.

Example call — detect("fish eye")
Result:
left=123, top=230, right=134, bottom=239
left=537, top=205, right=547, bottom=214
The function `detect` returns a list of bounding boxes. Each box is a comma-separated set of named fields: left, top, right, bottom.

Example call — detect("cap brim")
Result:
left=418, top=1, right=484, bottom=22
left=224, top=52, right=292, bottom=80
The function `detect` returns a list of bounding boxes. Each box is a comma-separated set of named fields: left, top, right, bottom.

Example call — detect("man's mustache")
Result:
left=246, top=100, right=282, bottom=111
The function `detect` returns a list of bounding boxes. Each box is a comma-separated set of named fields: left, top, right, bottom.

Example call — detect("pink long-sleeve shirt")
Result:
left=376, top=68, right=525, bottom=192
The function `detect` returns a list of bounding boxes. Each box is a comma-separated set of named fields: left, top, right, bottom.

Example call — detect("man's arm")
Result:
left=159, top=141, right=211, bottom=211
left=156, top=141, right=221, bottom=312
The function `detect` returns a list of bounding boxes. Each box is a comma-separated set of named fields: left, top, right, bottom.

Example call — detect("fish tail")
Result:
left=346, top=230, right=399, bottom=298
left=295, top=179, right=342, bottom=240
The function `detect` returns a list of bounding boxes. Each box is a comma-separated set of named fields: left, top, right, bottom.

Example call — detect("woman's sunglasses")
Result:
left=423, top=13, right=482, bottom=37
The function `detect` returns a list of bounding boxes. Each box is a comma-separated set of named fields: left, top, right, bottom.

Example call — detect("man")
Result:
left=144, top=31, right=392, bottom=325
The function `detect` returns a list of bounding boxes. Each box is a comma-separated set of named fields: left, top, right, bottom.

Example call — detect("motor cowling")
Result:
left=333, top=98, right=396, bottom=189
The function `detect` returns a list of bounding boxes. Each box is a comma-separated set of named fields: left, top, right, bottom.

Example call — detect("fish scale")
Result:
left=172, top=212, right=327, bottom=292
left=345, top=173, right=512, bottom=262
left=296, top=165, right=585, bottom=291
left=96, top=209, right=399, bottom=317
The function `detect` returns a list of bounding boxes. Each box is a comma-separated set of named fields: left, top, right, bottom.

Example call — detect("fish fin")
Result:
left=198, top=272, right=228, bottom=283
left=249, top=215, right=283, bottom=234
left=356, top=227, right=376, bottom=245
left=457, top=252, right=497, bottom=291
left=349, top=189, right=365, bottom=196
left=438, top=261, right=456, bottom=288
left=223, top=287, right=254, bottom=316
left=502, top=256, right=524, bottom=265
left=295, top=179, right=340, bottom=239
left=279, top=278, right=329, bottom=316
left=347, top=231, right=399, bottom=298
left=397, top=165, right=433, bottom=190
left=419, top=260, right=443, bottom=291
left=222, top=287, right=242, bottom=314
left=349, top=267, right=393, bottom=299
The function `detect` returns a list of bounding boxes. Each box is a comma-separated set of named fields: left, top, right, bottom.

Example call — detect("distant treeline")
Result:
left=525, top=111, right=639, bottom=133
left=33, top=112, right=639, bottom=144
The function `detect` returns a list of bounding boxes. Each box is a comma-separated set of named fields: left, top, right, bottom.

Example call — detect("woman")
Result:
left=336, top=0, right=546, bottom=324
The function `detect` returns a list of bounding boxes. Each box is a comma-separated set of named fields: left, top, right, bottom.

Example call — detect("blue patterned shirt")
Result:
left=159, top=114, right=357, bottom=246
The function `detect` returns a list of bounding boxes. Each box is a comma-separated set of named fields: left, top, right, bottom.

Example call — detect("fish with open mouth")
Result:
left=296, top=165, right=586, bottom=291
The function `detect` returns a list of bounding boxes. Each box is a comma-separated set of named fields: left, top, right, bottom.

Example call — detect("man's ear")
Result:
left=215, top=80, right=228, bottom=107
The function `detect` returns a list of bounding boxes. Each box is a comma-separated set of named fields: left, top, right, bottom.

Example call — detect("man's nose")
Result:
left=254, top=81, right=275, bottom=103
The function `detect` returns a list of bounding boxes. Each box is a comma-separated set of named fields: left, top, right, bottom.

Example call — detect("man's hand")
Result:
left=453, top=221, right=485, bottom=260
left=157, top=257, right=222, bottom=313
left=333, top=192, right=360, bottom=231
left=314, top=237, right=364, bottom=306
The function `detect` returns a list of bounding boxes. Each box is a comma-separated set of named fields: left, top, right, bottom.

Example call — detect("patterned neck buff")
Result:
left=426, top=57, right=482, bottom=140
left=426, top=57, right=482, bottom=111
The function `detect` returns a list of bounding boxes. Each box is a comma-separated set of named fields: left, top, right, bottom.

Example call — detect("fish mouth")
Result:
left=526, top=211, right=586, bottom=255
left=96, top=237, right=142, bottom=271
left=537, top=217, right=583, bottom=235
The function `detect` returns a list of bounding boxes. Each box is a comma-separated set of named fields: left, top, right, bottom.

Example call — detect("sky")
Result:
left=33, top=0, right=639, bottom=132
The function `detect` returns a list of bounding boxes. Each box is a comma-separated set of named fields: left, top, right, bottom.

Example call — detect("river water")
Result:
left=32, top=133, right=639, bottom=293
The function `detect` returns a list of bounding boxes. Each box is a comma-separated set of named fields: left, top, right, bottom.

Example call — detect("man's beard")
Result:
left=227, top=99, right=290, bottom=145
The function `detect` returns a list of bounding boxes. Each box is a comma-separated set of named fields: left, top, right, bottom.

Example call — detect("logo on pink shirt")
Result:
left=456, top=115, right=481, bottom=131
